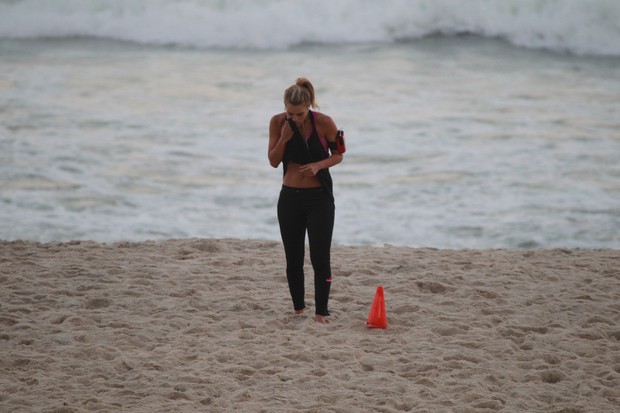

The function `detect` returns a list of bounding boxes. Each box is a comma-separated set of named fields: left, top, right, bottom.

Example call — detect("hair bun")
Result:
left=284, top=77, right=319, bottom=109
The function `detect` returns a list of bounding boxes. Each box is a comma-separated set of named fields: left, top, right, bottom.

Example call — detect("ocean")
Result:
left=1, top=0, right=619, bottom=249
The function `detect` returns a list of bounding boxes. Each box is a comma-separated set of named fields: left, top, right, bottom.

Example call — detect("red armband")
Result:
left=335, top=130, right=346, bottom=154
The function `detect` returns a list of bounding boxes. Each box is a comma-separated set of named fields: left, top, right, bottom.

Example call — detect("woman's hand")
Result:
left=299, top=163, right=320, bottom=177
left=280, top=120, right=294, bottom=144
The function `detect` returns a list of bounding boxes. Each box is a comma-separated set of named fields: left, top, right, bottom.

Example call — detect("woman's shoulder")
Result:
left=312, top=111, right=337, bottom=136
left=312, top=111, right=333, bottom=123
left=269, top=112, right=287, bottom=130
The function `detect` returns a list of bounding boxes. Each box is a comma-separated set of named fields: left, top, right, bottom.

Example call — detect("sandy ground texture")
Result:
left=1, top=239, right=619, bottom=413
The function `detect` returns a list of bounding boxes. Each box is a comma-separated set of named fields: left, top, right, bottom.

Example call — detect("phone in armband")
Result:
left=335, top=130, right=346, bottom=154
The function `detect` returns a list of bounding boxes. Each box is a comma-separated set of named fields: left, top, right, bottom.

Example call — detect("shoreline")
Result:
left=1, top=238, right=619, bottom=412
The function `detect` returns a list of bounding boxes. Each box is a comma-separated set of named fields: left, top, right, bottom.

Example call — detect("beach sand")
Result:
left=1, top=239, right=619, bottom=412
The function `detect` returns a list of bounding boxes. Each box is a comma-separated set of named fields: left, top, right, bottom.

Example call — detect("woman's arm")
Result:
left=268, top=114, right=293, bottom=168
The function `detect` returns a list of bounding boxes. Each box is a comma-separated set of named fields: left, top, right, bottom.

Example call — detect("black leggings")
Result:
left=277, top=186, right=335, bottom=316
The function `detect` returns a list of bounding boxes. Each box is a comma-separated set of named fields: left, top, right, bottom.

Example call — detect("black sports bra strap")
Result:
left=308, top=110, right=317, bottom=131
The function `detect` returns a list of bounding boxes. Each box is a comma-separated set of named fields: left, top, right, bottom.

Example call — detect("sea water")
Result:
left=1, top=0, right=619, bottom=248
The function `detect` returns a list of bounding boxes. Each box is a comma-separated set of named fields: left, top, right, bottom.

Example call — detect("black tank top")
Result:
left=281, top=111, right=334, bottom=201
left=282, top=111, right=329, bottom=176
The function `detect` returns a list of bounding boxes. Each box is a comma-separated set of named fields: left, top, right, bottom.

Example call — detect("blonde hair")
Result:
left=283, top=77, right=319, bottom=109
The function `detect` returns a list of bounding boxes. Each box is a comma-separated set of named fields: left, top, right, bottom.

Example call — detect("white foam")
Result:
left=0, top=0, right=619, bottom=56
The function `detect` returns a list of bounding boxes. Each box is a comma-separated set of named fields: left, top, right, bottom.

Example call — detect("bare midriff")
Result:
left=283, top=162, right=322, bottom=188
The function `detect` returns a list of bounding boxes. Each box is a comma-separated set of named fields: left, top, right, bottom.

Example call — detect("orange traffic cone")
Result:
left=366, top=286, right=387, bottom=329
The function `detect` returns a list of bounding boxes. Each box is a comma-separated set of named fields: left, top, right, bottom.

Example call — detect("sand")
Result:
left=1, top=239, right=619, bottom=412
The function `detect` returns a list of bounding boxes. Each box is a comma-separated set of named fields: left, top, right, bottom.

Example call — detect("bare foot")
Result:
left=314, top=315, right=329, bottom=324
left=295, top=309, right=305, bottom=315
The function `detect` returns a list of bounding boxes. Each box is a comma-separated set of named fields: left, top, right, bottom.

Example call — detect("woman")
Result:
left=268, top=77, right=344, bottom=324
